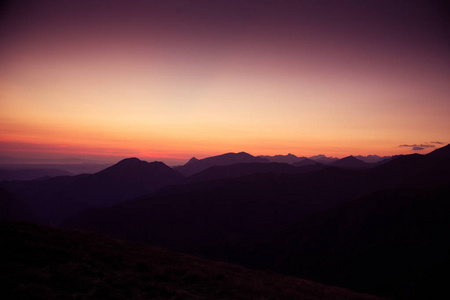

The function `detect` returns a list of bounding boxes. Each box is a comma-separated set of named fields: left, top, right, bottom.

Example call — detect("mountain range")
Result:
left=1, top=144, right=449, bottom=299
left=0, top=158, right=183, bottom=225
left=174, top=152, right=269, bottom=176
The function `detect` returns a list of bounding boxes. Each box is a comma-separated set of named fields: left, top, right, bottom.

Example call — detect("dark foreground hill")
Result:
left=1, top=221, right=382, bottom=300
left=252, top=184, right=450, bottom=299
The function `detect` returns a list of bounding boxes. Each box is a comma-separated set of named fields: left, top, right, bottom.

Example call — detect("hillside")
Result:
left=0, top=187, right=34, bottom=221
left=187, top=162, right=324, bottom=182
left=1, top=221, right=382, bottom=300
left=253, top=184, right=450, bottom=299
left=0, top=158, right=183, bottom=225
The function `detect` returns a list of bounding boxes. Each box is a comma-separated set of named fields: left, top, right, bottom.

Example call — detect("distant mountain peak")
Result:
left=340, top=156, right=358, bottom=161
left=292, top=158, right=320, bottom=167
left=99, top=158, right=174, bottom=176
left=235, top=152, right=254, bottom=157
left=331, top=156, right=367, bottom=169
left=116, top=157, right=144, bottom=164
left=186, top=157, right=199, bottom=164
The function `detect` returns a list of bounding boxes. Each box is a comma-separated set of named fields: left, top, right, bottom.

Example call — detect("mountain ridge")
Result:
left=0, top=158, right=183, bottom=225
left=174, top=152, right=269, bottom=176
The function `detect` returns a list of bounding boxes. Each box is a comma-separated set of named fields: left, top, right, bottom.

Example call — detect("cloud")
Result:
left=399, top=144, right=435, bottom=148
left=398, top=142, right=441, bottom=151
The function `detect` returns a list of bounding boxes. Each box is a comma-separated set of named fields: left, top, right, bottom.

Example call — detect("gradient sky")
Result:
left=1, top=0, right=449, bottom=164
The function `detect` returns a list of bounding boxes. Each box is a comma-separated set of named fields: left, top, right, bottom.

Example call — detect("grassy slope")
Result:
left=1, top=221, right=382, bottom=300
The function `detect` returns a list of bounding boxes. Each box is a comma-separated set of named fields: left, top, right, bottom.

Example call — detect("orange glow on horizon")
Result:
left=1, top=1, right=449, bottom=163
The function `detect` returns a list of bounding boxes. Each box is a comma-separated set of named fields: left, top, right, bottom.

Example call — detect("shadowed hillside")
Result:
left=251, top=184, right=450, bottom=299
left=0, top=187, right=35, bottom=222
left=1, top=221, right=382, bottom=300
left=0, top=158, right=183, bottom=225
left=187, top=162, right=324, bottom=182
left=63, top=167, right=369, bottom=259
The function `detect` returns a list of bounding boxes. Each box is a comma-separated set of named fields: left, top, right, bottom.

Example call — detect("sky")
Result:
left=1, top=0, right=449, bottom=164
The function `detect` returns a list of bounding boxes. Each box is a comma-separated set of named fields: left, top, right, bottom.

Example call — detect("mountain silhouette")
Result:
left=0, top=158, right=183, bottom=225
left=3, top=145, right=450, bottom=299
left=308, top=154, right=339, bottom=164
left=96, top=158, right=182, bottom=186
left=62, top=144, right=450, bottom=299
left=186, top=162, right=324, bottom=182
left=330, top=156, right=370, bottom=169
left=258, top=154, right=307, bottom=164
left=367, top=144, right=450, bottom=188
left=354, top=155, right=392, bottom=163
left=174, top=152, right=269, bottom=176
left=64, top=147, right=450, bottom=252
left=292, top=158, right=321, bottom=167
left=425, top=143, right=450, bottom=160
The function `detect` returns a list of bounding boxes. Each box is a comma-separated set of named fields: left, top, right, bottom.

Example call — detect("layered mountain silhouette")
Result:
left=354, top=155, right=392, bottom=163
left=65, top=147, right=448, bottom=247
left=0, top=158, right=183, bottom=225
left=259, top=154, right=390, bottom=165
left=2, top=144, right=449, bottom=299
left=187, top=162, right=324, bottom=182
left=309, top=154, right=339, bottom=164
left=62, top=144, right=450, bottom=299
left=258, top=153, right=307, bottom=164
left=330, top=156, right=370, bottom=169
left=292, top=157, right=321, bottom=167
left=174, top=152, right=269, bottom=176
left=1, top=220, right=382, bottom=300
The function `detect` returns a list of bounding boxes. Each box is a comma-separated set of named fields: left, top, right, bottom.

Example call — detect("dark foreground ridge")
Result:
left=1, top=221, right=382, bottom=300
